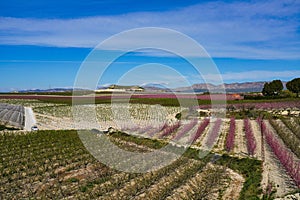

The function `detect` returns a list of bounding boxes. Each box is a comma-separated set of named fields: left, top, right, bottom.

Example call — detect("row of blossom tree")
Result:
left=257, top=118, right=300, bottom=187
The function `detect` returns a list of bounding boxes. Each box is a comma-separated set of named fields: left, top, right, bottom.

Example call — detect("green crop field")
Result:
left=0, top=130, right=263, bottom=199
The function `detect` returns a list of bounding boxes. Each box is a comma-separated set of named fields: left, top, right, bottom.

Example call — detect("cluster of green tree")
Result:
left=262, top=80, right=283, bottom=96
left=286, top=78, right=300, bottom=96
left=262, top=78, right=300, bottom=97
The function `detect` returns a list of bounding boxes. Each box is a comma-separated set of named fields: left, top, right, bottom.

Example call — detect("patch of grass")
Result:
left=68, top=177, right=79, bottom=183
left=216, top=154, right=263, bottom=200
left=79, top=186, right=88, bottom=192
left=110, top=131, right=167, bottom=149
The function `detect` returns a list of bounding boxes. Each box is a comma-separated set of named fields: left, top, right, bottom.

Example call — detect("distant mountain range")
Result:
left=14, top=81, right=286, bottom=94
left=141, top=83, right=172, bottom=92
left=17, top=88, right=90, bottom=93
left=175, top=82, right=273, bottom=93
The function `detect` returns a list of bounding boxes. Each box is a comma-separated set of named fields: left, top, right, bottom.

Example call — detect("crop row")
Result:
left=188, top=118, right=210, bottom=144
left=159, top=121, right=181, bottom=138
left=225, top=117, right=235, bottom=152
left=166, top=164, right=228, bottom=200
left=268, top=119, right=300, bottom=158
left=257, top=118, right=300, bottom=187
left=244, top=118, right=257, bottom=156
left=280, top=118, right=300, bottom=140
left=134, top=159, right=208, bottom=200
left=100, top=158, right=190, bottom=199
left=173, top=119, right=197, bottom=141
left=205, top=119, right=222, bottom=148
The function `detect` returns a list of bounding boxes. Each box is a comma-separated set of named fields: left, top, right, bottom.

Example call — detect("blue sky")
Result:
left=0, top=0, right=299, bottom=91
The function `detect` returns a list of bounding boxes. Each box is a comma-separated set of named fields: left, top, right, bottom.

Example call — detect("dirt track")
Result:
left=24, top=107, right=36, bottom=131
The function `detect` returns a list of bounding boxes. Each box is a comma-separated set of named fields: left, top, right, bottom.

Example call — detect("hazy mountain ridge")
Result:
left=17, top=88, right=90, bottom=93
left=175, top=81, right=283, bottom=93
left=15, top=81, right=286, bottom=93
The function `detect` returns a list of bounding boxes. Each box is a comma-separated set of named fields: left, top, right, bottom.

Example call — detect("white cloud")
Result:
left=0, top=0, right=299, bottom=59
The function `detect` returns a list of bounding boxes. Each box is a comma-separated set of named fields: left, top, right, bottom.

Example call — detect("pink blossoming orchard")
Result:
left=0, top=96, right=300, bottom=199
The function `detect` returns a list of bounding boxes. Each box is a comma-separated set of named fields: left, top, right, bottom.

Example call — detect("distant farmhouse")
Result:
left=230, top=93, right=243, bottom=100
left=95, top=85, right=144, bottom=93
